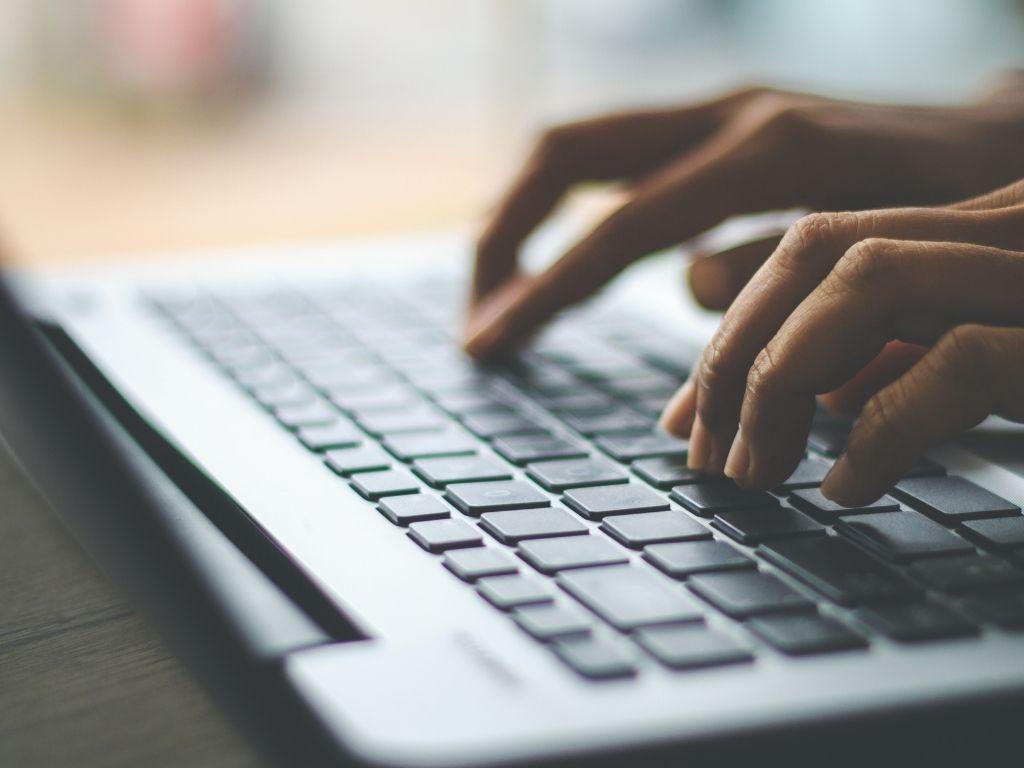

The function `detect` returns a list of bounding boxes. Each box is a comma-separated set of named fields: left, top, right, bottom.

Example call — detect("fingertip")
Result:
left=687, top=258, right=733, bottom=311
left=820, top=456, right=883, bottom=508
left=658, top=380, right=696, bottom=436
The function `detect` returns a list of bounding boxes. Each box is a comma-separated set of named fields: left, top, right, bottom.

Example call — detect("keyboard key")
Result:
left=760, top=537, right=918, bottom=606
left=746, top=614, right=867, bottom=655
left=552, top=635, right=636, bottom=679
left=907, top=555, right=1024, bottom=593
left=688, top=571, right=815, bottom=617
left=563, top=408, right=653, bottom=436
left=806, top=420, right=850, bottom=457
left=595, top=433, right=688, bottom=462
left=493, top=434, right=587, bottom=465
left=526, top=458, right=629, bottom=492
left=273, top=399, right=338, bottom=429
left=251, top=378, right=318, bottom=409
left=518, top=536, right=628, bottom=574
left=635, top=624, right=752, bottom=670
left=330, top=386, right=419, bottom=414
left=296, top=421, right=363, bottom=451
left=961, top=516, right=1024, bottom=550
left=960, top=588, right=1024, bottom=629
left=631, top=456, right=702, bottom=489
left=412, top=456, right=512, bottom=487
left=324, top=444, right=391, bottom=475
left=462, top=411, right=546, bottom=439
left=836, top=511, right=976, bottom=562
left=601, top=511, right=711, bottom=548
left=378, top=494, right=450, bottom=525
left=558, top=565, right=704, bottom=629
left=357, top=408, right=446, bottom=436
left=350, top=469, right=420, bottom=500
left=432, top=390, right=508, bottom=415
left=513, top=603, right=592, bottom=640
left=541, top=391, right=615, bottom=413
left=903, top=456, right=946, bottom=478
left=443, top=547, right=518, bottom=581
left=713, top=506, right=825, bottom=545
left=407, top=518, right=483, bottom=552
left=777, top=458, right=832, bottom=490
left=381, top=430, right=478, bottom=461
left=789, top=488, right=901, bottom=520
left=479, top=508, right=588, bottom=544
left=563, top=484, right=669, bottom=520
left=644, top=540, right=753, bottom=578
left=477, top=574, right=552, bottom=609
left=894, top=476, right=1020, bottom=522
left=670, top=483, right=778, bottom=517
left=855, top=601, right=978, bottom=642
left=445, top=480, right=550, bottom=516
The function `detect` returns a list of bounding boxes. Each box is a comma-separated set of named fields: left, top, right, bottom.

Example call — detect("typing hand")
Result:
left=464, top=77, right=1024, bottom=358
left=659, top=177, right=1024, bottom=505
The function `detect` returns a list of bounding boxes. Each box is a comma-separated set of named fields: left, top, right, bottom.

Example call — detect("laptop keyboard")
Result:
left=147, top=278, right=1024, bottom=680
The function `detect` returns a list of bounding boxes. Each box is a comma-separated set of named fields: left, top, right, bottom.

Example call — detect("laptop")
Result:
left=3, top=231, right=1024, bottom=767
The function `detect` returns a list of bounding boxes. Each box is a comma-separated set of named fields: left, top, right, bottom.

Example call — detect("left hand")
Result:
left=659, top=178, right=1024, bottom=505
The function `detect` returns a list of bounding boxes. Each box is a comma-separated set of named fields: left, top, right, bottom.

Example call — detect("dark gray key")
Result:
left=670, top=483, right=778, bottom=517
left=412, top=456, right=512, bottom=487
left=746, top=614, right=866, bottom=655
left=632, top=456, right=702, bottom=489
left=635, top=624, right=752, bottom=670
left=558, top=565, right=704, bottom=629
left=462, top=411, right=546, bottom=439
left=777, top=458, right=832, bottom=490
left=595, top=433, right=688, bottom=462
left=296, top=420, right=363, bottom=451
left=382, top=430, right=478, bottom=461
left=789, top=487, right=900, bottom=520
left=836, top=511, right=976, bottom=562
left=644, top=540, right=753, bottom=578
left=542, top=391, right=614, bottom=413
left=760, top=537, right=918, bottom=605
left=563, top=484, right=669, bottom=519
left=407, top=518, right=483, bottom=552
left=806, top=421, right=850, bottom=457
left=961, top=516, right=1024, bottom=550
left=273, top=398, right=338, bottom=428
left=518, top=536, right=628, bottom=574
left=855, top=601, right=978, bottom=642
left=960, top=589, right=1024, bottom=629
left=443, top=547, right=518, bottom=581
left=445, top=480, right=550, bottom=516
left=713, top=506, right=825, bottom=545
left=907, top=555, right=1024, bottom=593
left=526, top=458, right=628, bottom=492
left=903, top=457, right=946, bottom=478
left=552, top=636, right=636, bottom=679
left=480, top=508, right=588, bottom=544
left=324, top=444, right=391, bottom=475
left=357, top=408, right=446, bottom=436
left=601, top=511, right=711, bottom=548
left=350, top=469, right=420, bottom=500
left=894, top=476, right=1020, bottom=522
left=378, top=494, right=450, bottom=525
left=493, top=434, right=587, bottom=465
left=563, top=408, right=653, bottom=436
left=513, top=603, right=592, bottom=640
left=688, top=571, right=815, bottom=617
left=477, top=574, right=552, bottom=609
left=604, top=375, right=679, bottom=400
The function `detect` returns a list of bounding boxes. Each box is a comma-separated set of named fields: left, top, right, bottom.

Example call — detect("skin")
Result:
left=464, top=75, right=1024, bottom=504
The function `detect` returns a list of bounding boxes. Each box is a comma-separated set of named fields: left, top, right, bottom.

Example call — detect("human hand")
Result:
left=659, top=177, right=1024, bottom=505
left=464, top=77, right=1024, bottom=358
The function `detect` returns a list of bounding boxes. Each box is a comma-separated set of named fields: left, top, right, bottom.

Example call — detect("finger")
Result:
left=822, top=324, right=1024, bottom=504
left=464, top=99, right=823, bottom=359
left=687, top=234, right=782, bottom=310
left=950, top=178, right=1024, bottom=211
left=667, top=204, right=1024, bottom=472
left=471, top=88, right=764, bottom=305
left=728, top=238, right=1024, bottom=488
left=817, top=341, right=925, bottom=415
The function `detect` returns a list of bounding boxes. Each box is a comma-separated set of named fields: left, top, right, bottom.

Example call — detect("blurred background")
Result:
left=1, top=0, right=1023, bottom=265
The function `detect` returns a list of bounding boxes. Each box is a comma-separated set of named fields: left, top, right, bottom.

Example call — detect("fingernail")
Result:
left=821, top=458, right=853, bottom=505
left=724, top=427, right=750, bottom=480
left=658, top=379, right=696, bottom=436
left=687, top=414, right=710, bottom=470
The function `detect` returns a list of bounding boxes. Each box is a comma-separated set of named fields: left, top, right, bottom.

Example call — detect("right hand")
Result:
left=463, top=75, right=1024, bottom=360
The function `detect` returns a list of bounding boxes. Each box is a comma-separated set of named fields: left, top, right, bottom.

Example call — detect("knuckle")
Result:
left=938, top=323, right=997, bottom=372
left=745, top=346, right=782, bottom=403
left=775, top=212, right=854, bottom=271
left=832, top=237, right=898, bottom=292
left=533, top=125, right=577, bottom=168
